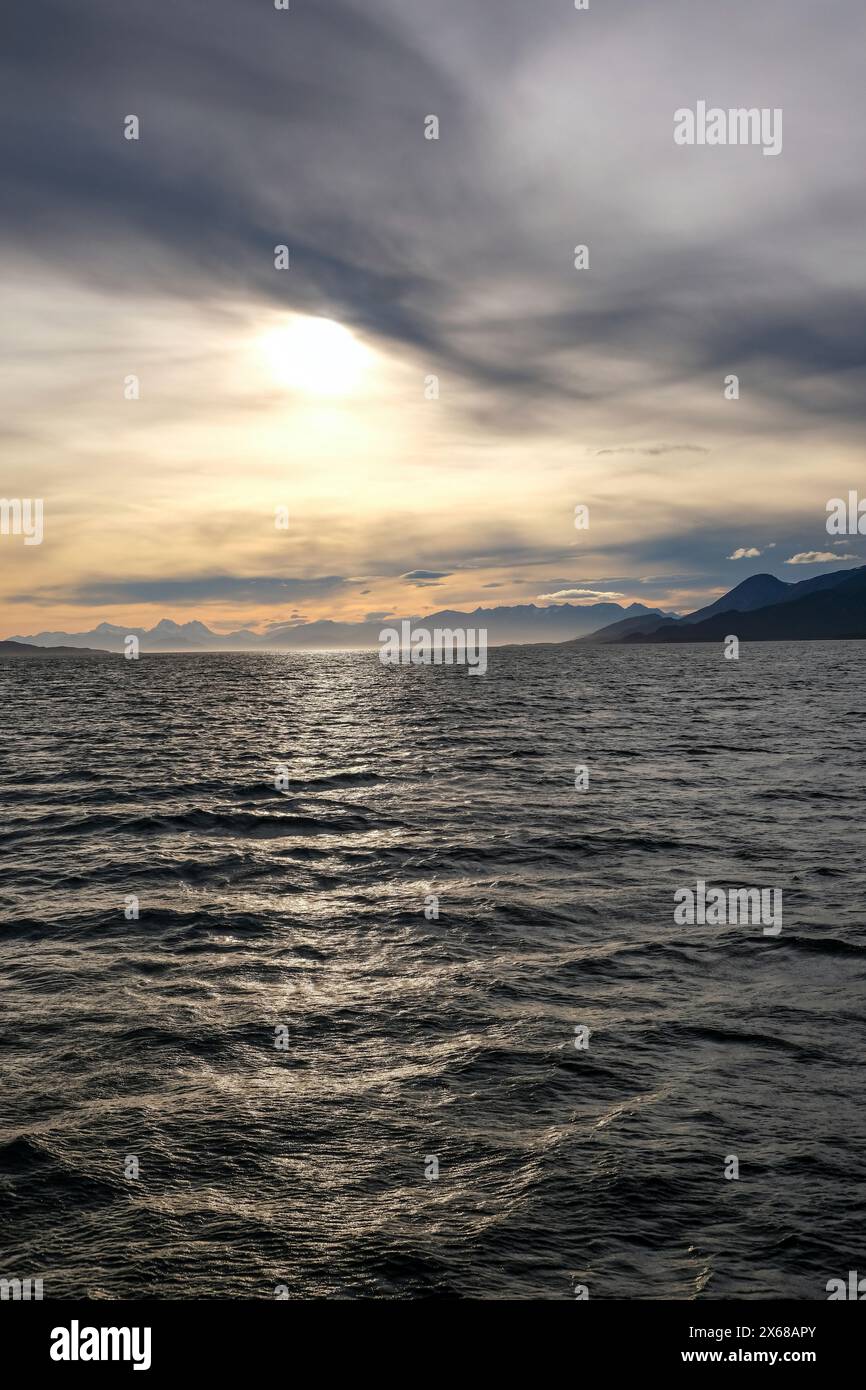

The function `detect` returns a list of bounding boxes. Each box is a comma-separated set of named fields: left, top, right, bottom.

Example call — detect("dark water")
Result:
left=1, top=642, right=864, bottom=1300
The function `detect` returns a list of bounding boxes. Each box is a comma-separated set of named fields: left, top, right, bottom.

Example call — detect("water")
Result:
left=1, top=642, right=864, bottom=1300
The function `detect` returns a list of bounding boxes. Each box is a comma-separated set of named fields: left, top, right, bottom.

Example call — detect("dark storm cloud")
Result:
left=0, top=1, right=446, bottom=348
left=400, top=570, right=450, bottom=583
left=8, top=575, right=349, bottom=606
left=4, top=0, right=866, bottom=418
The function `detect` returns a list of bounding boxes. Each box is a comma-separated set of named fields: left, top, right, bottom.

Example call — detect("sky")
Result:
left=1, top=0, right=865, bottom=636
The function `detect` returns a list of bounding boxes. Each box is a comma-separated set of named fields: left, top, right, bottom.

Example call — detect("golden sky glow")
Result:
left=1, top=265, right=861, bottom=637
left=2, top=0, right=864, bottom=639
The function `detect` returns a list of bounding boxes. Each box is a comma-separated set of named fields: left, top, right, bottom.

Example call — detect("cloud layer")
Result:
left=2, top=0, right=865, bottom=631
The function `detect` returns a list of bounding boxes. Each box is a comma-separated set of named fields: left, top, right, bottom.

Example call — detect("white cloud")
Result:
left=785, top=551, right=859, bottom=564
left=538, top=588, right=625, bottom=602
left=728, top=547, right=762, bottom=559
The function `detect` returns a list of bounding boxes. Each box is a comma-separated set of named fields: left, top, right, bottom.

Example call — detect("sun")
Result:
left=259, top=315, right=371, bottom=396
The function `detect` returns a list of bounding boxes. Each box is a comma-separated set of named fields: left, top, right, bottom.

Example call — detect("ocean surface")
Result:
left=1, top=641, right=864, bottom=1300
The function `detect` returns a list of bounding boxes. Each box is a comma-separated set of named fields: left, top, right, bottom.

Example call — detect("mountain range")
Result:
left=575, top=565, right=866, bottom=645
left=4, top=601, right=666, bottom=652
left=5, top=565, right=865, bottom=654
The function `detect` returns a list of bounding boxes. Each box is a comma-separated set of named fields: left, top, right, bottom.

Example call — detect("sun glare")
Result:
left=260, top=316, right=370, bottom=396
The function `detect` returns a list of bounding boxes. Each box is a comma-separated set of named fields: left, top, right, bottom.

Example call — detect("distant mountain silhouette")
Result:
left=678, top=573, right=790, bottom=624
left=579, top=612, right=679, bottom=644
left=680, top=568, right=863, bottom=625
left=7, top=601, right=666, bottom=652
left=627, top=565, right=866, bottom=643
left=8, top=569, right=864, bottom=651
left=0, top=639, right=113, bottom=658
left=574, top=565, right=865, bottom=645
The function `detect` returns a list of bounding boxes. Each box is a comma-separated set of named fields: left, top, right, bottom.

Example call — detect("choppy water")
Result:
left=1, top=642, right=864, bottom=1300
